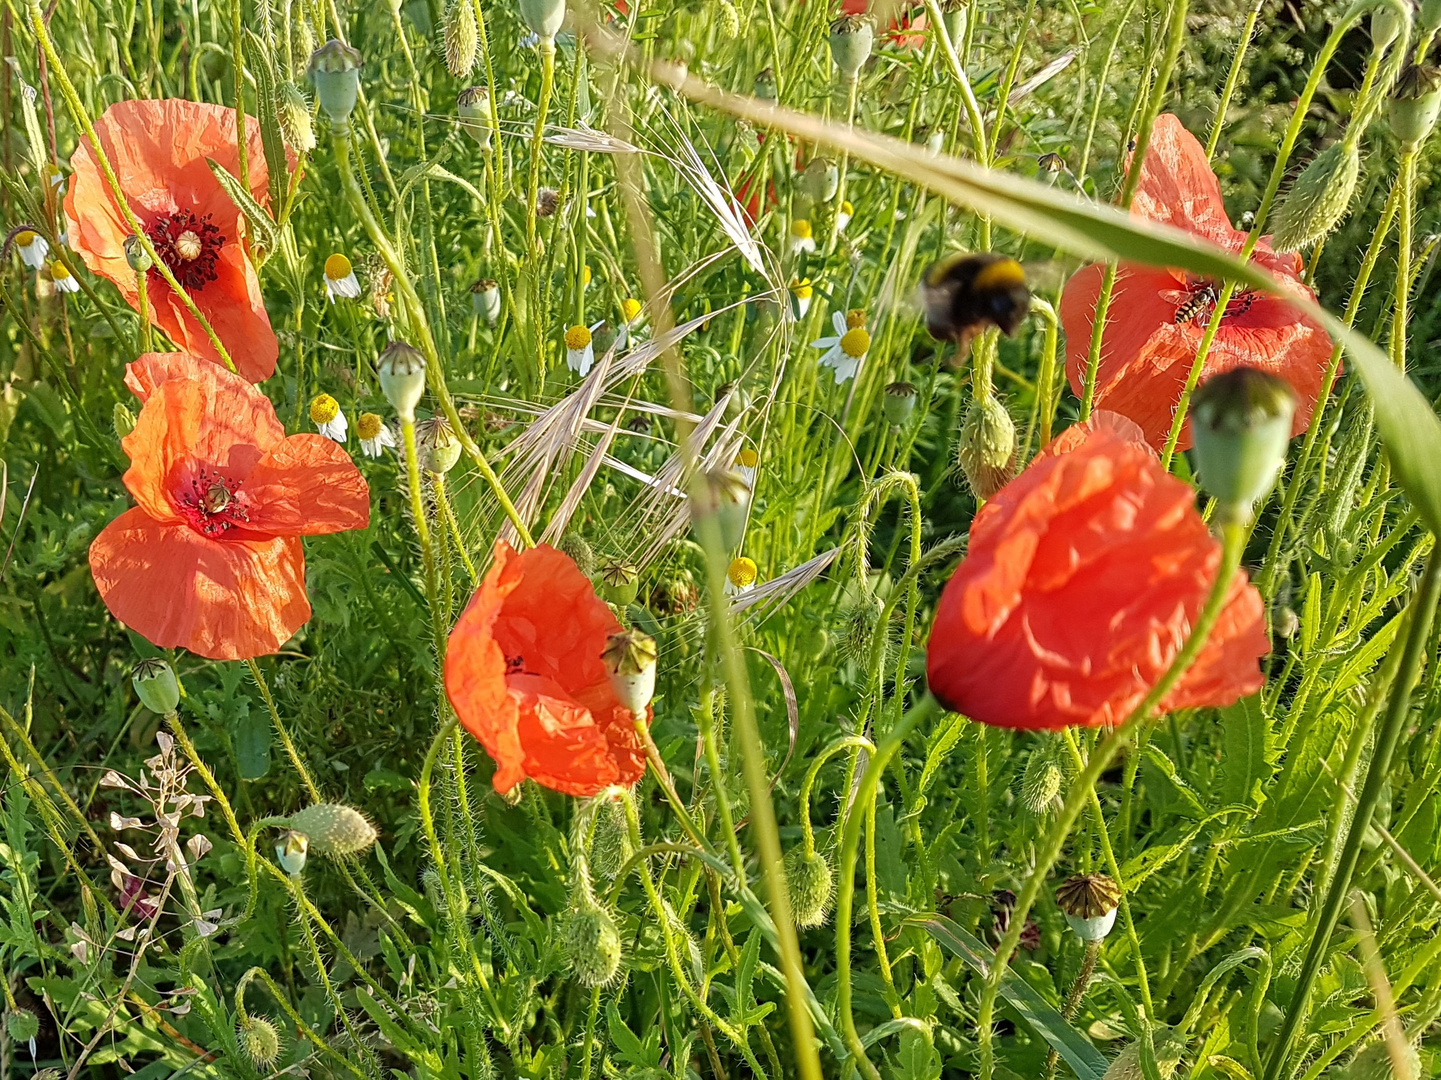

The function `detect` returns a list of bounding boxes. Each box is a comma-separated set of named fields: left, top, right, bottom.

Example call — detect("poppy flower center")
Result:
left=175, top=468, right=251, bottom=536
left=146, top=210, right=226, bottom=290
left=1171, top=279, right=1259, bottom=326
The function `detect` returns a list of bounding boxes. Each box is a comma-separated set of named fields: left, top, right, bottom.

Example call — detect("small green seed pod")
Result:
left=123, top=234, right=152, bottom=273
left=601, top=629, right=658, bottom=717
left=6, top=1009, right=40, bottom=1048
left=1056, top=872, right=1122, bottom=942
left=828, top=15, right=874, bottom=80
left=1270, top=141, right=1361, bottom=252
left=307, top=39, right=363, bottom=127
left=883, top=381, right=918, bottom=426
left=132, top=657, right=180, bottom=715
left=470, top=278, right=501, bottom=323
left=1389, top=63, right=1441, bottom=147
left=940, top=0, right=967, bottom=45
left=457, top=87, right=493, bottom=151
left=599, top=560, right=640, bottom=606
left=784, top=848, right=835, bottom=928
left=957, top=395, right=1016, bottom=500
left=518, top=0, right=566, bottom=42
left=1101, top=1027, right=1186, bottom=1080
left=690, top=467, right=751, bottom=551
left=416, top=416, right=462, bottom=474
left=287, top=803, right=377, bottom=858
left=1190, top=367, right=1298, bottom=524
left=113, top=402, right=137, bottom=439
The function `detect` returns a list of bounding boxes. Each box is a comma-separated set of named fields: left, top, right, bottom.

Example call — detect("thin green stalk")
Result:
left=433, top=473, right=478, bottom=586
left=230, top=0, right=249, bottom=190
left=246, top=658, right=320, bottom=802
left=1205, top=0, right=1265, bottom=159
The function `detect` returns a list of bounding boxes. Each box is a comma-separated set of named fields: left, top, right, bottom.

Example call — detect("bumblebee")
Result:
left=920, top=252, right=1032, bottom=355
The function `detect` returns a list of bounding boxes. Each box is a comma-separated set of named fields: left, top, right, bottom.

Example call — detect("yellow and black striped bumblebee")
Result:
left=920, top=252, right=1032, bottom=356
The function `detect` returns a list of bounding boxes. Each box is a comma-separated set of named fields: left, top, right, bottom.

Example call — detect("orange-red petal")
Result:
left=243, top=435, right=371, bottom=537
left=124, top=351, right=266, bottom=403
left=1131, top=113, right=1232, bottom=236
left=144, top=245, right=277, bottom=382
left=89, top=507, right=310, bottom=661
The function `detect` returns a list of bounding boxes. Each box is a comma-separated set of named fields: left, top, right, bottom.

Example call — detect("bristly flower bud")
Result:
left=883, top=381, right=917, bottom=426
left=518, top=0, right=566, bottom=42
left=416, top=416, right=462, bottom=474
left=286, top=803, right=377, bottom=858
left=443, top=0, right=479, bottom=76
left=123, top=235, right=152, bottom=273
left=1190, top=367, right=1298, bottom=524
left=1055, top=872, right=1122, bottom=942
left=602, top=629, right=658, bottom=717
left=7, top=1008, right=40, bottom=1051
left=1019, top=742, right=1063, bottom=816
left=599, top=560, right=639, bottom=606
left=785, top=847, right=835, bottom=928
left=1389, top=62, right=1441, bottom=146
left=277, top=82, right=316, bottom=154
left=1340, top=1040, right=1423, bottom=1080
left=1100, top=1026, right=1187, bottom=1080
left=113, top=402, right=137, bottom=439
left=559, top=532, right=596, bottom=577
left=589, top=794, right=633, bottom=880
left=1271, top=141, right=1361, bottom=252
left=690, top=467, right=752, bottom=551
left=560, top=896, right=623, bottom=986
left=957, top=395, right=1016, bottom=499
left=457, top=86, right=493, bottom=150
left=307, top=39, right=363, bottom=127
left=132, top=657, right=180, bottom=715
left=377, top=341, right=427, bottom=421
left=274, top=829, right=308, bottom=875
left=237, top=1015, right=281, bottom=1068
left=828, top=14, right=874, bottom=79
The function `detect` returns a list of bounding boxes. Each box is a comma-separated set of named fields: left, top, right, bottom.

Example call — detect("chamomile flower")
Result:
left=725, top=556, right=758, bottom=596
left=789, top=277, right=813, bottom=320
left=357, top=412, right=397, bottom=457
left=837, top=200, right=854, bottom=231
left=13, top=230, right=48, bottom=270
left=733, top=447, right=758, bottom=486
left=614, top=296, right=644, bottom=351
left=565, top=321, right=604, bottom=376
left=310, top=393, right=349, bottom=442
left=49, top=260, right=80, bottom=293
left=811, top=310, right=870, bottom=383
left=789, top=218, right=817, bottom=255
left=324, top=253, right=361, bottom=302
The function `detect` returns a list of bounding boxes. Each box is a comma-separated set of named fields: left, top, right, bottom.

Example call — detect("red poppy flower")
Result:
left=925, top=413, right=1267, bottom=730
left=444, top=542, right=647, bottom=797
left=1061, top=113, right=1334, bottom=449
left=839, top=0, right=928, bottom=48
left=65, top=100, right=289, bottom=383
left=89, top=353, right=369, bottom=660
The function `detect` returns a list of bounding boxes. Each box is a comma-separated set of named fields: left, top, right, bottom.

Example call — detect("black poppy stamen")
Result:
left=145, top=209, right=226, bottom=290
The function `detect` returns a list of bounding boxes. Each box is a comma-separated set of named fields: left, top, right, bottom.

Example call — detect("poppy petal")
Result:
left=243, top=435, right=371, bottom=536
left=124, top=351, right=264, bottom=402
left=145, top=245, right=278, bottom=383
left=89, top=507, right=310, bottom=661
left=1132, top=114, right=1232, bottom=234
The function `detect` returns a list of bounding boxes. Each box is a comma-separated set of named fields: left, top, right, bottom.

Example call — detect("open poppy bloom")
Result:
left=66, top=100, right=288, bottom=382
left=89, top=353, right=369, bottom=660
left=445, top=542, right=647, bottom=797
left=926, top=413, right=1267, bottom=730
left=1061, top=114, right=1333, bottom=449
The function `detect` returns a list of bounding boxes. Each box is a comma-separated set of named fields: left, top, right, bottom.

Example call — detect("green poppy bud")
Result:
left=1019, top=744, right=1063, bottom=816
left=1190, top=366, right=1298, bottom=524
left=1339, top=1040, right=1422, bottom=1080
left=690, top=467, right=751, bottom=551
left=560, top=898, right=623, bottom=987
left=599, top=560, right=639, bottom=606
left=378, top=340, right=427, bottom=420
left=123, top=234, right=152, bottom=273
left=457, top=87, right=493, bottom=151
left=828, top=15, right=873, bottom=79
left=1371, top=4, right=1408, bottom=51
left=518, top=0, right=565, bottom=42
left=588, top=796, right=633, bottom=880
left=113, top=402, right=137, bottom=439
left=1389, top=63, right=1441, bottom=147
left=274, top=829, right=308, bottom=875
left=957, top=395, right=1016, bottom=500
left=1271, top=141, right=1361, bottom=252
left=443, top=0, right=479, bottom=77
left=416, top=416, right=462, bottom=474
left=1101, top=1027, right=1186, bottom=1080
left=940, top=0, right=967, bottom=44
left=307, top=39, right=363, bottom=127
left=287, top=803, right=377, bottom=858
left=237, top=1015, right=281, bottom=1068
left=132, top=657, right=180, bottom=715
left=559, top=532, right=596, bottom=577
left=601, top=629, right=657, bottom=717
left=784, top=848, right=834, bottom=928
left=277, top=82, right=316, bottom=154
left=883, top=381, right=918, bottom=426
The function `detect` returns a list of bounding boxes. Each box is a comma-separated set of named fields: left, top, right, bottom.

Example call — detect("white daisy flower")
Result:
left=324, top=252, right=361, bottom=302
left=811, top=310, right=870, bottom=384
left=789, top=277, right=813, bottom=320
left=565, top=320, right=604, bottom=376
left=614, top=296, right=644, bottom=351
left=357, top=412, right=397, bottom=457
left=309, top=393, right=349, bottom=442
left=733, top=447, right=758, bottom=487
left=49, top=260, right=80, bottom=293
left=14, top=230, right=48, bottom=270
left=788, top=218, right=816, bottom=255
left=724, top=556, right=758, bottom=596
left=837, top=200, right=854, bottom=231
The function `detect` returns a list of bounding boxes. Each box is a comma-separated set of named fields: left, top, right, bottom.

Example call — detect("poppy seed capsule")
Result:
left=417, top=416, right=462, bottom=474
left=754, top=66, right=777, bottom=100
left=132, top=657, right=180, bottom=715
left=237, top=1015, right=281, bottom=1068
left=601, top=629, right=658, bottom=717
left=1190, top=367, right=1297, bottom=524
left=274, top=829, right=308, bottom=875
left=277, top=82, right=316, bottom=153
left=785, top=848, right=835, bottom=928
left=561, top=897, right=623, bottom=986
left=286, top=803, right=377, bottom=858
left=307, top=39, right=362, bottom=127
left=1271, top=141, right=1361, bottom=252
left=599, top=560, right=640, bottom=606
left=883, top=381, right=917, bottom=426
left=123, top=234, right=152, bottom=273
left=957, top=396, right=1016, bottom=500
left=443, top=0, right=479, bottom=77
left=940, top=0, right=967, bottom=44
left=1100, top=1027, right=1186, bottom=1080
left=518, top=0, right=566, bottom=42
left=1056, top=872, right=1122, bottom=941
left=536, top=187, right=561, bottom=218
left=1370, top=4, right=1408, bottom=50
left=377, top=341, right=427, bottom=420
left=470, top=278, right=501, bottom=323
left=828, top=15, right=874, bottom=79
left=457, top=87, right=493, bottom=150
left=1389, top=63, right=1441, bottom=146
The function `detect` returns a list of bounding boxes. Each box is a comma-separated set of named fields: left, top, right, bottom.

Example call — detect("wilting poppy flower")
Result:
left=66, top=100, right=289, bottom=382
left=89, top=353, right=369, bottom=661
left=444, top=542, right=647, bottom=797
left=1061, top=113, right=1333, bottom=449
left=925, top=413, right=1267, bottom=730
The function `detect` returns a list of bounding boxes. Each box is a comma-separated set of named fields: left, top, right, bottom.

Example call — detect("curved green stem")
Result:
left=246, top=658, right=319, bottom=801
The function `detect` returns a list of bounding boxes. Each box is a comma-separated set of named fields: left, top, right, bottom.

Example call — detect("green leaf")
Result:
left=243, top=30, right=290, bottom=213
left=911, top=915, right=1109, bottom=1080
left=1300, top=571, right=1321, bottom=657
left=1142, top=744, right=1206, bottom=818
left=1216, top=695, right=1274, bottom=809
left=206, top=157, right=279, bottom=253
left=918, top=712, right=966, bottom=794
left=232, top=707, right=271, bottom=780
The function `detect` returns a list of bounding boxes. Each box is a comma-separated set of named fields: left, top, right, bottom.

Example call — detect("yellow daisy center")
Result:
left=325, top=253, right=353, bottom=281
left=310, top=393, right=340, bottom=424
left=16, top=230, right=37, bottom=247
left=727, top=557, right=758, bottom=588
left=790, top=277, right=813, bottom=299
left=840, top=327, right=870, bottom=358
left=49, top=261, right=71, bottom=279
left=791, top=219, right=813, bottom=239
left=736, top=447, right=759, bottom=469
left=357, top=412, right=384, bottom=440
left=565, top=325, right=593, bottom=350
left=846, top=308, right=867, bottom=329
left=622, top=297, right=643, bottom=322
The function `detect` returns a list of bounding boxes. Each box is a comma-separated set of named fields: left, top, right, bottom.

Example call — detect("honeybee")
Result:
left=920, top=252, right=1033, bottom=357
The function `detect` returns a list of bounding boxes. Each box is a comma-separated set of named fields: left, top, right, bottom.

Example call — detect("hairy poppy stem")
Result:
left=1262, top=547, right=1441, bottom=1080
left=246, top=658, right=320, bottom=802
left=974, top=518, right=1246, bottom=1080
left=631, top=714, right=707, bottom=849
